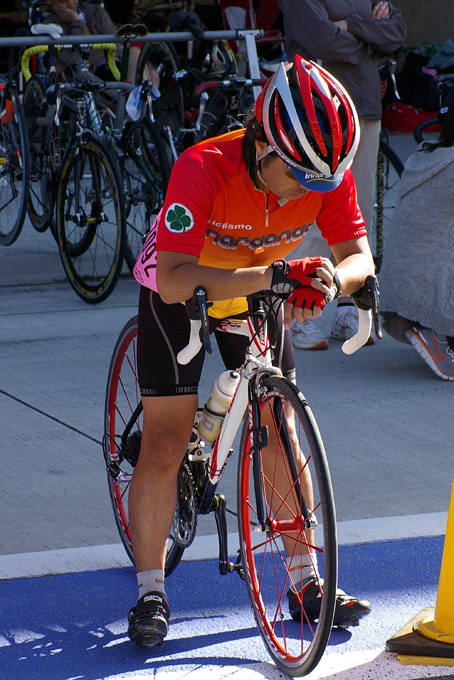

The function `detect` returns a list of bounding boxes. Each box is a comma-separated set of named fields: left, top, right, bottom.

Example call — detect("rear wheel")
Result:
left=238, top=375, right=337, bottom=677
left=136, top=41, right=184, bottom=136
left=103, top=316, right=186, bottom=576
left=121, top=119, right=170, bottom=271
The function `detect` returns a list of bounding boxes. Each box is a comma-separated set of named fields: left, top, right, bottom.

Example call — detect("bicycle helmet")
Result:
left=256, top=56, right=360, bottom=191
left=201, top=40, right=238, bottom=77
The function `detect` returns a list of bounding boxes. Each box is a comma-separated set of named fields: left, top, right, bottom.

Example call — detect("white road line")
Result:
left=0, top=512, right=447, bottom=580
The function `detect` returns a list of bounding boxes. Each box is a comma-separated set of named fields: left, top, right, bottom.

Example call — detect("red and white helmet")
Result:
left=256, top=56, right=360, bottom=190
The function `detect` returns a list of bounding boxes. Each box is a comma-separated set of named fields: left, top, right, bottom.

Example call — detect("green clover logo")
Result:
left=165, top=203, right=194, bottom=233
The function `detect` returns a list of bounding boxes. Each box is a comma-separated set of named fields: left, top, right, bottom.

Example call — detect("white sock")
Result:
left=137, top=569, right=166, bottom=599
left=287, top=553, right=319, bottom=593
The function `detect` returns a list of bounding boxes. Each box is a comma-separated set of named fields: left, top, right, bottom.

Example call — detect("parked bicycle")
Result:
left=21, top=37, right=126, bottom=303
left=0, top=76, right=30, bottom=246
left=103, top=277, right=381, bottom=676
left=135, top=13, right=263, bottom=161
left=21, top=26, right=170, bottom=297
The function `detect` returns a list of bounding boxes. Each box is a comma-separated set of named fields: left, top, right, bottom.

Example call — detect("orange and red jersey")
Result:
left=134, top=128, right=366, bottom=317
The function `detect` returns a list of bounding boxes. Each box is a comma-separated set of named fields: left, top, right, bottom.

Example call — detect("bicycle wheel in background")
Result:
left=136, top=41, right=185, bottom=136
left=22, top=75, right=55, bottom=234
left=121, top=118, right=170, bottom=272
left=372, top=136, right=404, bottom=272
left=103, top=316, right=185, bottom=576
left=238, top=375, right=337, bottom=677
left=56, top=134, right=125, bottom=304
left=0, top=83, right=30, bottom=246
left=413, top=117, right=440, bottom=145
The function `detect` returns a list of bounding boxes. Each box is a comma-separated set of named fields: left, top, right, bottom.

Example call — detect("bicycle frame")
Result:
left=206, top=313, right=276, bottom=485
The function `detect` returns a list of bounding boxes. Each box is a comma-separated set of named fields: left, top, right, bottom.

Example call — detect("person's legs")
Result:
left=127, top=393, right=197, bottom=646
left=351, top=118, right=381, bottom=233
left=128, top=394, right=198, bottom=574
left=266, top=309, right=370, bottom=625
left=128, top=288, right=204, bottom=646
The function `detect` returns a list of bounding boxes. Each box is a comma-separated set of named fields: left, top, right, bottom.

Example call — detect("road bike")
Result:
left=135, top=13, right=264, bottom=162
left=21, top=39, right=126, bottom=303
left=21, top=28, right=170, bottom=278
left=103, top=276, right=381, bottom=676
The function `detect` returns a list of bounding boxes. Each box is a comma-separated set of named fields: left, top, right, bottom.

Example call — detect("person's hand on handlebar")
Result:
left=271, top=258, right=338, bottom=328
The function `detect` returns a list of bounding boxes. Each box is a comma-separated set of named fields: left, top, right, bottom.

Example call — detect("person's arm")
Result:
left=345, top=1, right=407, bottom=55
left=156, top=251, right=273, bottom=306
left=46, top=0, right=88, bottom=34
left=278, top=0, right=367, bottom=65
left=330, top=236, right=374, bottom=296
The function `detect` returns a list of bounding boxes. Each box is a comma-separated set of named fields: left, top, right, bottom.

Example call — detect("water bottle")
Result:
left=198, top=370, right=240, bottom=444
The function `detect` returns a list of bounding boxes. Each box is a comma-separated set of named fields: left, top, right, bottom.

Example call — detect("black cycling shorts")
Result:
left=137, top=287, right=296, bottom=397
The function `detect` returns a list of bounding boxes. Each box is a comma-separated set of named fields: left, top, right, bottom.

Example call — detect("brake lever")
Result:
left=352, top=274, right=383, bottom=340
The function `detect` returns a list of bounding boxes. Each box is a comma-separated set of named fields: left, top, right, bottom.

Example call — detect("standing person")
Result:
left=278, top=0, right=406, bottom=350
left=379, top=87, right=454, bottom=381
left=128, top=56, right=373, bottom=647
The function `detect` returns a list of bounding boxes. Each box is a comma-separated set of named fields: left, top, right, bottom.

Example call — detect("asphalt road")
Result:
left=1, top=132, right=454, bottom=679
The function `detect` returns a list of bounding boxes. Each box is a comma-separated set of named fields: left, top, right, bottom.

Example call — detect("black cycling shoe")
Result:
left=128, top=592, right=170, bottom=647
left=288, top=578, right=371, bottom=627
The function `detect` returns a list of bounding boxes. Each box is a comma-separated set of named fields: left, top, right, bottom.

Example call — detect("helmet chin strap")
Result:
left=255, top=145, right=275, bottom=191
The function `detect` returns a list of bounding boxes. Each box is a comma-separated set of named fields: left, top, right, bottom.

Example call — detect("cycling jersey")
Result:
left=134, top=128, right=366, bottom=317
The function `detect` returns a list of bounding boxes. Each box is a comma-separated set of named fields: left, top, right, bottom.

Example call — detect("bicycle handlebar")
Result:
left=177, top=275, right=382, bottom=365
left=21, top=42, right=120, bottom=82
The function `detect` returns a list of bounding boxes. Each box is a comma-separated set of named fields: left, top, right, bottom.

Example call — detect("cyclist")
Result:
left=129, top=55, right=374, bottom=647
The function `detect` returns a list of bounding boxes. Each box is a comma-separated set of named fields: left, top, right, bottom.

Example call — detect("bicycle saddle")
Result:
left=116, top=23, right=148, bottom=39
left=167, top=11, right=205, bottom=40
left=30, top=23, right=63, bottom=39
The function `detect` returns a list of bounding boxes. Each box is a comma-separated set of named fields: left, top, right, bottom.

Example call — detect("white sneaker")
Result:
left=291, top=319, right=328, bottom=350
left=331, top=305, right=375, bottom=344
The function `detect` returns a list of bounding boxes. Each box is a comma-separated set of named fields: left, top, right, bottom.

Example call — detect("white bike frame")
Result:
left=178, top=310, right=277, bottom=484
left=177, top=295, right=373, bottom=485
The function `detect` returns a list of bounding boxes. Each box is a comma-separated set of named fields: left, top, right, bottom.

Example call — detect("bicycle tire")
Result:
left=373, top=137, right=404, bottom=272
left=121, top=118, right=170, bottom=272
left=0, top=84, right=30, bottom=246
left=56, top=134, right=125, bottom=304
left=22, top=75, right=55, bottom=234
left=103, top=316, right=186, bottom=576
left=238, top=375, right=337, bottom=677
left=136, top=41, right=185, bottom=136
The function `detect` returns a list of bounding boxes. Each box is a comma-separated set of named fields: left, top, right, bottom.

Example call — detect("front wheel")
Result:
left=103, top=316, right=186, bottom=576
left=238, top=375, right=337, bottom=677
left=56, top=135, right=125, bottom=303
left=22, top=75, right=54, bottom=234
left=0, top=84, right=30, bottom=246
left=372, top=136, right=404, bottom=272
